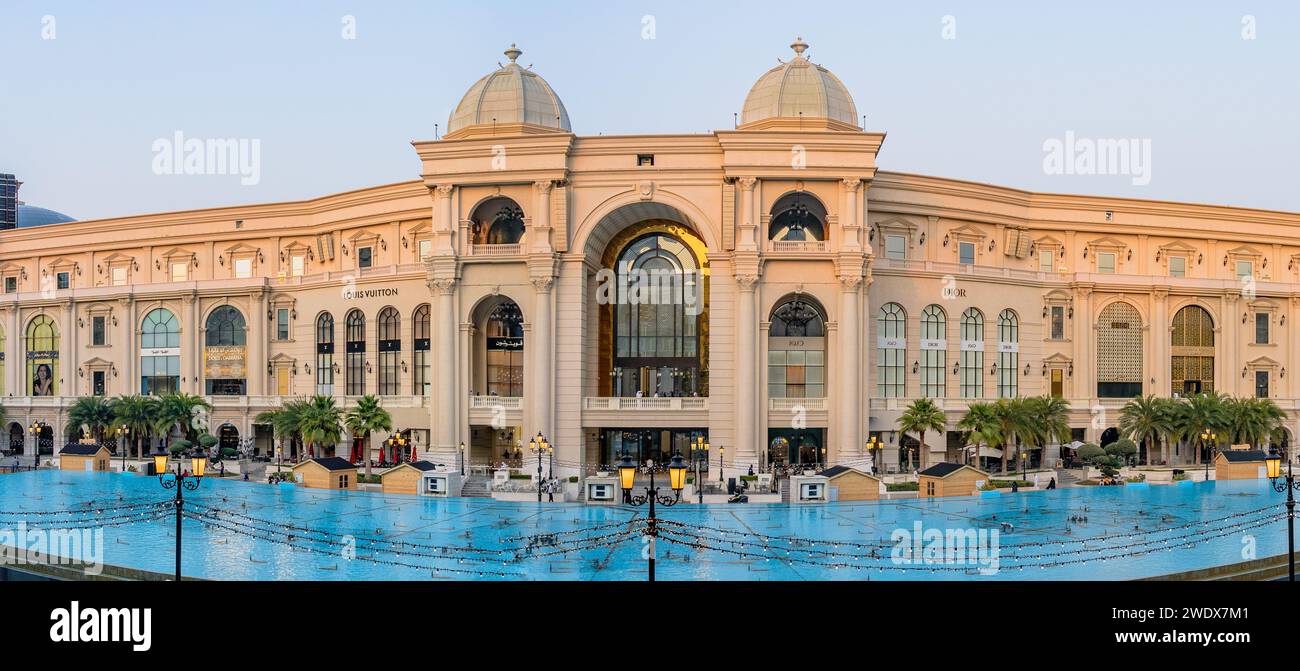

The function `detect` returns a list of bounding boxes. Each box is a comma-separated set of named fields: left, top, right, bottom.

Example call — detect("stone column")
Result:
left=3, top=307, right=17, bottom=397
left=1290, top=297, right=1300, bottom=400
left=182, top=293, right=198, bottom=394
left=1152, top=289, right=1169, bottom=397
left=249, top=290, right=266, bottom=396
left=431, top=278, right=458, bottom=463
left=531, top=275, right=554, bottom=441
left=734, top=273, right=759, bottom=475
left=738, top=178, right=757, bottom=251
left=119, top=297, right=135, bottom=394
left=61, top=299, right=75, bottom=396
left=838, top=275, right=863, bottom=464
left=1073, top=287, right=1092, bottom=401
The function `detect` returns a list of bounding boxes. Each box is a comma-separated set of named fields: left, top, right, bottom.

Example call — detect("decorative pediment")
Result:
left=1246, top=355, right=1281, bottom=368
left=101, top=252, right=134, bottom=264
left=1224, top=245, right=1263, bottom=258
left=946, top=223, right=987, bottom=241
left=223, top=242, right=261, bottom=256
left=1043, top=289, right=1072, bottom=304
left=1157, top=240, right=1198, bottom=253
left=82, top=356, right=113, bottom=369
left=1086, top=236, right=1128, bottom=251
left=269, top=352, right=297, bottom=365
left=46, top=256, right=80, bottom=270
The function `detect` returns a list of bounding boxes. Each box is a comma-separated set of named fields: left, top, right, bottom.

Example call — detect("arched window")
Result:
left=345, top=309, right=366, bottom=395
left=470, top=197, right=526, bottom=246
left=768, top=298, right=826, bottom=398
left=611, top=233, right=703, bottom=396
left=997, top=309, right=1019, bottom=398
left=920, top=305, right=947, bottom=398
left=413, top=304, right=430, bottom=397
left=1098, top=302, right=1143, bottom=398
left=315, top=312, right=335, bottom=395
left=25, top=315, right=58, bottom=397
left=768, top=192, right=827, bottom=242
left=1172, top=305, right=1214, bottom=395
left=485, top=300, right=524, bottom=397
left=377, top=307, right=401, bottom=396
left=203, top=306, right=246, bottom=395
left=960, top=308, right=984, bottom=398
left=141, top=308, right=180, bottom=395
left=876, top=303, right=906, bottom=398
left=204, top=306, right=246, bottom=346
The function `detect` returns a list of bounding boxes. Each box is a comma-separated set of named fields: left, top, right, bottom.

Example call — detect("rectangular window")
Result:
left=1168, top=256, right=1186, bottom=277
left=958, top=241, right=975, bottom=265
left=1256, top=313, right=1269, bottom=345
left=1038, top=250, right=1054, bottom=272
left=1050, top=306, right=1065, bottom=340
left=885, top=235, right=906, bottom=261
left=1236, top=260, right=1253, bottom=280
left=1050, top=369, right=1064, bottom=398
left=56, top=272, right=69, bottom=290
left=290, top=255, right=305, bottom=277
left=171, top=262, right=188, bottom=283
left=92, top=371, right=106, bottom=396
left=92, top=316, right=106, bottom=346
left=276, top=308, right=290, bottom=341
left=234, top=258, right=252, bottom=278
left=1256, top=370, right=1269, bottom=398
left=4, top=277, right=16, bottom=293
left=358, top=247, right=373, bottom=269
left=418, top=239, right=432, bottom=261
left=111, top=266, right=128, bottom=286
left=1097, top=252, right=1116, bottom=274
left=636, top=154, right=655, bottom=167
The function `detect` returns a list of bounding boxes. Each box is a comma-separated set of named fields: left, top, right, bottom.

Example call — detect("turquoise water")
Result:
left=0, top=470, right=1291, bottom=580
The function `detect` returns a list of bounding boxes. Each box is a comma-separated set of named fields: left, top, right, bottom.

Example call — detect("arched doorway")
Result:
left=768, top=192, right=828, bottom=243
left=204, top=306, right=247, bottom=395
left=768, top=297, right=827, bottom=399
left=36, top=424, right=53, bottom=456
left=1172, top=305, right=1214, bottom=395
left=1097, top=302, right=1142, bottom=398
left=7, top=423, right=23, bottom=455
left=218, top=424, right=240, bottom=456
left=469, top=197, right=526, bottom=247
left=599, top=224, right=709, bottom=397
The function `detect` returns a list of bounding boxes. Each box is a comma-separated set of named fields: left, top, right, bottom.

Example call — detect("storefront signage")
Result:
left=141, top=347, right=180, bottom=357
left=997, top=342, right=1019, bottom=353
left=204, top=346, right=246, bottom=379
left=960, top=340, right=984, bottom=352
left=488, top=337, right=524, bottom=351
left=919, top=339, right=946, bottom=351
left=877, top=337, right=905, bottom=350
left=344, top=287, right=399, bottom=300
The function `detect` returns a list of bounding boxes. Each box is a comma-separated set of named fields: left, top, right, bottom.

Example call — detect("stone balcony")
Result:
left=581, top=396, right=709, bottom=427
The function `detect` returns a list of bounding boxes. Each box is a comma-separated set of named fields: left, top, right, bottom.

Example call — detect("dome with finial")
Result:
left=446, top=44, right=571, bottom=139
left=739, top=37, right=859, bottom=131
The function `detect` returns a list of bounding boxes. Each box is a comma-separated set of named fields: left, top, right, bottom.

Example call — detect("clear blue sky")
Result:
left=2, top=0, right=1296, bottom=221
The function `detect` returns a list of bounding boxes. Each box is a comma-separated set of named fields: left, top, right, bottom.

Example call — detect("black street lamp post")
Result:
left=1201, top=430, right=1217, bottom=481
left=28, top=421, right=47, bottom=470
left=153, top=446, right=208, bottom=581
left=1266, top=448, right=1300, bottom=581
left=529, top=432, right=550, bottom=503
left=618, top=453, right=688, bottom=581
left=458, top=441, right=465, bottom=475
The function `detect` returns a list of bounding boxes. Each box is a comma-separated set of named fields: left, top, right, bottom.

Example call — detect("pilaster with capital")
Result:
left=430, top=184, right=456, bottom=256
left=531, top=180, right=554, bottom=255
left=737, top=177, right=758, bottom=252
left=841, top=178, right=862, bottom=251
left=838, top=272, right=864, bottom=462
left=733, top=271, right=761, bottom=474
left=429, top=276, right=460, bottom=461
left=249, top=290, right=267, bottom=396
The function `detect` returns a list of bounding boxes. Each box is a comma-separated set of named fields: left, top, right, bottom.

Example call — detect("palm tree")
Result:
left=1227, top=397, right=1285, bottom=448
left=68, top=396, right=116, bottom=443
left=1119, top=395, right=1172, bottom=466
left=297, top=396, right=343, bottom=461
left=1177, top=392, right=1229, bottom=467
left=344, top=395, right=394, bottom=478
left=1025, top=395, right=1071, bottom=465
left=156, top=393, right=212, bottom=444
left=896, top=398, right=946, bottom=471
left=112, top=395, right=160, bottom=460
left=1151, top=397, right=1184, bottom=465
left=989, top=398, right=1033, bottom=474
left=958, top=402, right=1000, bottom=468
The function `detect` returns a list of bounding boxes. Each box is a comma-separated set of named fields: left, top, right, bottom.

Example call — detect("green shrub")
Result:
left=887, top=481, right=919, bottom=492
left=567, top=475, right=579, bottom=483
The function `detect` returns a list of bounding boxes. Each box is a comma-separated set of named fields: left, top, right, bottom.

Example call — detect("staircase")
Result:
left=779, top=479, right=791, bottom=503
left=1055, top=470, right=1082, bottom=488
left=460, top=474, right=491, bottom=498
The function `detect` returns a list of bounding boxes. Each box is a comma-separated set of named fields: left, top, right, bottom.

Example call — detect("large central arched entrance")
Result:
left=598, top=222, right=710, bottom=397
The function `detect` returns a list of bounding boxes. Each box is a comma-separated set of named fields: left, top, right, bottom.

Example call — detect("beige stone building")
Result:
left=2, top=39, right=1297, bottom=476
